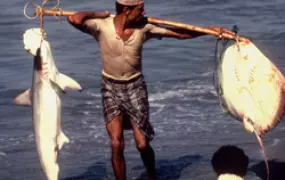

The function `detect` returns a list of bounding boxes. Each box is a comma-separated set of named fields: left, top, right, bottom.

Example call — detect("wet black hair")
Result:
left=211, top=145, right=249, bottom=177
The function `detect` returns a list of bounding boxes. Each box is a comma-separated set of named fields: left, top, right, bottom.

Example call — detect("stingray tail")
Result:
left=254, top=130, right=270, bottom=180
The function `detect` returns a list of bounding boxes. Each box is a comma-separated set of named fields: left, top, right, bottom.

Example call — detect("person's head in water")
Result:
left=211, top=145, right=249, bottom=177
left=116, top=0, right=145, bottom=23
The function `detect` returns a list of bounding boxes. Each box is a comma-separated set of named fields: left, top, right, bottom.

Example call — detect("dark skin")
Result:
left=66, top=3, right=242, bottom=180
left=106, top=115, right=156, bottom=180
left=67, top=6, right=158, bottom=180
left=112, top=3, right=207, bottom=40
left=66, top=4, right=234, bottom=40
left=66, top=10, right=111, bottom=34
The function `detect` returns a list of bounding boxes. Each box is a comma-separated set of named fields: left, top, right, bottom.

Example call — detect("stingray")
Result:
left=217, top=40, right=285, bottom=180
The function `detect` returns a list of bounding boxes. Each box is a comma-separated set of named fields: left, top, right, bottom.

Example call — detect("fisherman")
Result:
left=67, top=0, right=234, bottom=179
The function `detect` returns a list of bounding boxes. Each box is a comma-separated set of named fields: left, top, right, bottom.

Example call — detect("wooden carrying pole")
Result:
left=35, top=9, right=75, bottom=16
left=147, top=17, right=248, bottom=42
left=35, top=9, right=248, bottom=42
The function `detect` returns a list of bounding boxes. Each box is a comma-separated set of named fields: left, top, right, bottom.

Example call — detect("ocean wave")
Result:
left=149, top=81, right=215, bottom=102
left=149, top=89, right=189, bottom=101
left=0, top=152, right=7, bottom=156
left=150, top=103, right=166, bottom=115
left=85, top=91, right=101, bottom=98
left=270, top=32, right=285, bottom=42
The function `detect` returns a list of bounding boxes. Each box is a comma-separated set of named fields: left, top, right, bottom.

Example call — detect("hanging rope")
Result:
left=212, top=25, right=241, bottom=111
left=23, top=0, right=60, bottom=47
left=213, top=31, right=231, bottom=111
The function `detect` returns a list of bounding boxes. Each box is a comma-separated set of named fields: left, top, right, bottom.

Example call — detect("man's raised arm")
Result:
left=67, top=11, right=110, bottom=34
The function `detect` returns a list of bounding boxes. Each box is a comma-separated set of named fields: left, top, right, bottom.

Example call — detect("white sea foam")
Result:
left=150, top=103, right=166, bottom=115
left=85, top=91, right=101, bottom=98
left=85, top=101, right=95, bottom=105
left=149, top=89, right=189, bottom=101
left=271, top=138, right=280, bottom=147
left=149, top=80, right=215, bottom=103
left=82, top=111, right=91, bottom=116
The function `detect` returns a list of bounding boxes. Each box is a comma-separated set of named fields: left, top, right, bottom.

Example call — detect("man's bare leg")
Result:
left=130, top=120, right=156, bottom=180
left=106, top=115, right=126, bottom=180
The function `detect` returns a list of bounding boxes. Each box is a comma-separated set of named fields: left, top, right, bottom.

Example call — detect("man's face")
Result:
left=127, top=4, right=145, bottom=22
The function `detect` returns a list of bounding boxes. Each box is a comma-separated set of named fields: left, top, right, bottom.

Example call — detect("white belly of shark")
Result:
left=14, top=28, right=82, bottom=180
left=33, top=78, right=64, bottom=180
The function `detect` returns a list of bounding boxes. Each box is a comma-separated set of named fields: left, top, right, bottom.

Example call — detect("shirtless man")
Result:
left=67, top=0, right=232, bottom=179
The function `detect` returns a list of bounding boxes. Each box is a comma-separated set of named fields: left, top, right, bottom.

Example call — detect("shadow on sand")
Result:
left=62, top=155, right=202, bottom=180
left=250, top=138, right=285, bottom=180
left=61, top=161, right=109, bottom=180
left=250, top=160, right=285, bottom=180
left=134, top=154, right=202, bottom=180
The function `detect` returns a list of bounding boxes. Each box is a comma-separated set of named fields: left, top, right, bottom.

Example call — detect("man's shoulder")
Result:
left=106, top=14, right=115, bottom=21
left=87, top=15, right=114, bottom=24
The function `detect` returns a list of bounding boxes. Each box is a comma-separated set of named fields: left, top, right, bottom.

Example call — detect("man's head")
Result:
left=211, top=145, right=249, bottom=178
left=116, top=0, right=145, bottom=22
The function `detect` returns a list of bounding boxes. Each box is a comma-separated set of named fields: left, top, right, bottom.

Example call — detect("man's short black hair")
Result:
left=211, top=145, right=249, bottom=177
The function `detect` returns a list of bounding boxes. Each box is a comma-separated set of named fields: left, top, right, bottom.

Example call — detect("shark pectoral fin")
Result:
left=57, top=132, right=70, bottom=150
left=13, top=89, right=32, bottom=106
left=50, top=80, right=66, bottom=94
left=58, top=73, right=82, bottom=91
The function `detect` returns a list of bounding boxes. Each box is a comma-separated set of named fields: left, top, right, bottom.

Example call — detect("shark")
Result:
left=14, top=28, right=82, bottom=180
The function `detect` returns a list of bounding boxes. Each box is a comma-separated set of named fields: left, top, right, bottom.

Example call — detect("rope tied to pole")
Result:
left=23, top=0, right=60, bottom=47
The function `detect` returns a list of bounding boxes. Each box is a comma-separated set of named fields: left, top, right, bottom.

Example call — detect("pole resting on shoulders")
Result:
left=23, top=0, right=250, bottom=43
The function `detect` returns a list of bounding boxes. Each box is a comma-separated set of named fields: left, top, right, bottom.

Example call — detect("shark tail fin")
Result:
left=13, top=89, right=32, bottom=106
